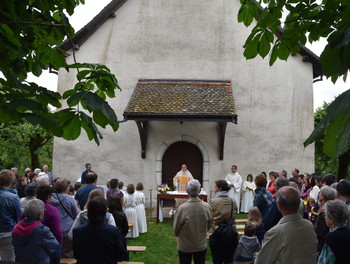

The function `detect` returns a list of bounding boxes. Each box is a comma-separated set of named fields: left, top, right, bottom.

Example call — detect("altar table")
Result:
left=156, top=191, right=207, bottom=223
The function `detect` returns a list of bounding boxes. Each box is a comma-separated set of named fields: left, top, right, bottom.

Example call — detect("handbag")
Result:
left=56, top=193, right=74, bottom=220
left=210, top=199, right=237, bottom=239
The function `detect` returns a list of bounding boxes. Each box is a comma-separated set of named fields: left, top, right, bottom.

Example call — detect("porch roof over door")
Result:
left=124, top=79, right=237, bottom=123
left=123, top=79, right=238, bottom=159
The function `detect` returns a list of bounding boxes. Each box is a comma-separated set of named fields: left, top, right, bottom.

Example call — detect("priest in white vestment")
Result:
left=225, top=165, right=242, bottom=213
left=173, top=164, right=194, bottom=192
left=173, top=164, right=194, bottom=206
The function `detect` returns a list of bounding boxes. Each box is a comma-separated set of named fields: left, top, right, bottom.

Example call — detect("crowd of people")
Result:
left=1, top=163, right=350, bottom=264
left=173, top=166, right=350, bottom=264
left=0, top=165, right=147, bottom=264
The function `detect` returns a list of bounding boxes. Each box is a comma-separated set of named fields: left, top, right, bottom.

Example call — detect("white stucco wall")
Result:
left=54, top=0, right=315, bottom=201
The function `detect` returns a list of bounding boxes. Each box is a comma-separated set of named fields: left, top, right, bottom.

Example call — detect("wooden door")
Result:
left=162, top=141, right=203, bottom=190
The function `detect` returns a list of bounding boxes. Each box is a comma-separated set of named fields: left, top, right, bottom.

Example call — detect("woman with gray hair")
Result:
left=51, top=179, right=79, bottom=258
left=12, top=199, right=59, bottom=264
left=314, top=186, right=337, bottom=255
left=318, top=199, right=350, bottom=264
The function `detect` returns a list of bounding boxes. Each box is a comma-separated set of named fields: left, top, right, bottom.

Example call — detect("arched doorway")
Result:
left=162, top=141, right=203, bottom=189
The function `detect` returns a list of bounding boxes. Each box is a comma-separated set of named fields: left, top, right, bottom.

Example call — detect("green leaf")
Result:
left=243, top=34, right=261, bottom=59
left=277, top=42, right=290, bottom=60
left=1, top=24, right=14, bottom=36
left=80, top=92, right=118, bottom=125
left=80, top=112, right=103, bottom=145
left=61, top=113, right=81, bottom=140
left=111, top=121, right=119, bottom=132
left=92, top=110, right=109, bottom=128
left=336, top=115, right=350, bottom=157
left=67, top=91, right=84, bottom=107
left=63, top=89, right=77, bottom=99
left=323, top=107, right=350, bottom=158
left=269, top=44, right=278, bottom=66
left=32, top=62, right=42, bottom=77
left=265, top=30, right=274, bottom=43
left=320, top=45, right=346, bottom=78
left=258, top=33, right=271, bottom=58
left=21, top=113, right=63, bottom=137
left=0, top=106, right=18, bottom=123
left=330, top=27, right=350, bottom=49
left=304, top=89, right=350, bottom=148
left=77, top=70, right=92, bottom=80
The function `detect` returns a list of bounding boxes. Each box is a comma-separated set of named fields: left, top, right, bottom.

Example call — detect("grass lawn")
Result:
left=126, top=214, right=247, bottom=263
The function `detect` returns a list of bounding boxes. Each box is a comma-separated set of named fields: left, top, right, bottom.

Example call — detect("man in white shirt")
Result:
left=225, top=165, right=242, bottom=213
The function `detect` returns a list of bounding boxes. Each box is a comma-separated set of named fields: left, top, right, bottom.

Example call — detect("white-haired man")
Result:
left=42, top=165, right=53, bottom=184
left=173, top=179, right=212, bottom=264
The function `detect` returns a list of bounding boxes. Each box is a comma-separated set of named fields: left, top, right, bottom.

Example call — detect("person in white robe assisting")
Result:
left=225, top=165, right=242, bottom=213
left=135, top=183, right=147, bottom=234
left=124, top=184, right=139, bottom=238
left=240, top=174, right=256, bottom=213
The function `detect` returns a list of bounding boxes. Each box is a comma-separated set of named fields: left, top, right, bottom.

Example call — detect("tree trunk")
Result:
left=337, top=150, right=350, bottom=180
left=30, top=147, right=40, bottom=169
left=29, top=136, right=41, bottom=169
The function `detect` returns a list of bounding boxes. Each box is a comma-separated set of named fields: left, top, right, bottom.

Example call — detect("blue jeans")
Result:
left=178, top=249, right=206, bottom=264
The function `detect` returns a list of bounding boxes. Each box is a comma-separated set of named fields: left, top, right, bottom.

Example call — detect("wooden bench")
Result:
left=118, top=261, right=143, bottom=264
left=60, top=258, right=77, bottom=264
left=236, top=219, right=248, bottom=223
left=61, top=259, right=144, bottom=264
left=127, top=246, right=147, bottom=253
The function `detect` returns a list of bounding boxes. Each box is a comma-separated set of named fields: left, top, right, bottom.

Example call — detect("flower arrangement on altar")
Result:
left=157, top=183, right=170, bottom=194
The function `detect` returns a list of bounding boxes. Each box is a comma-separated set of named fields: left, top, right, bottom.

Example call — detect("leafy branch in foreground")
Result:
left=0, top=0, right=120, bottom=145
left=238, top=0, right=350, bottom=178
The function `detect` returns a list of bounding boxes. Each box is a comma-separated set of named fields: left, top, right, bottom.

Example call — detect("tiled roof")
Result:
left=124, top=80, right=237, bottom=122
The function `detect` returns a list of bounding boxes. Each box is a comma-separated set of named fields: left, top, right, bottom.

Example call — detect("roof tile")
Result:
left=124, top=80, right=236, bottom=116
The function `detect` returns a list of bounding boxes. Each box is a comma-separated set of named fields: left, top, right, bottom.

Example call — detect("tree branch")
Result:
left=0, top=21, right=65, bottom=27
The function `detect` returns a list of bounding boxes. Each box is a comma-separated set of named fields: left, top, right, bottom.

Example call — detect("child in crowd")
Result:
left=118, top=181, right=126, bottom=195
left=68, top=185, right=75, bottom=196
left=233, top=223, right=261, bottom=262
left=241, top=174, right=255, bottom=213
left=124, top=184, right=139, bottom=238
left=20, top=182, right=38, bottom=212
left=108, top=195, right=129, bottom=260
left=135, top=183, right=147, bottom=234
left=17, top=176, right=28, bottom=198
left=307, top=197, right=317, bottom=223
left=247, top=206, right=265, bottom=244
left=106, top=178, right=124, bottom=200
left=74, top=182, right=82, bottom=193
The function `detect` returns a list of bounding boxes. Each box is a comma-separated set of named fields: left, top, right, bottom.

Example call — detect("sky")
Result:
left=28, top=0, right=348, bottom=111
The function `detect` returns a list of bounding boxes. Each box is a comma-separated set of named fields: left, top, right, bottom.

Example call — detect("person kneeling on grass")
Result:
left=233, top=223, right=261, bottom=262
left=12, top=199, right=59, bottom=264
left=73, top=196, right=128, bottom=264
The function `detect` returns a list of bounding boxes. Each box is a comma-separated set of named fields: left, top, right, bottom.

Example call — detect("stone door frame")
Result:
left=155, top=134, right=209, bottom=193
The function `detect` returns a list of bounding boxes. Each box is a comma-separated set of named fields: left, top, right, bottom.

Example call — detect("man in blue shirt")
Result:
left=0, top=169, right=22, bottom=261
left=75, top=172, right=98, bottom=210
left=81, top=163, right=92, bottom=184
